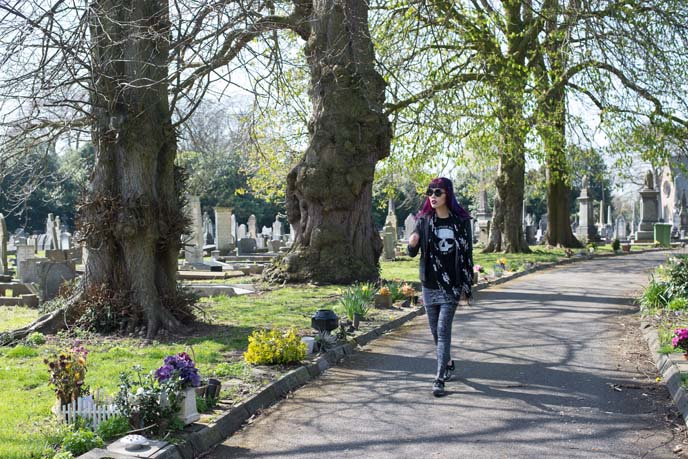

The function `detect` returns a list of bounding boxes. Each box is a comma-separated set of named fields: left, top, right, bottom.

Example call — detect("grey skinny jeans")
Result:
left=424, top=302, right=457, bottom=381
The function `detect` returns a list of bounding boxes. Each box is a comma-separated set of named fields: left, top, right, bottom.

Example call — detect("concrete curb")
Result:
left=641, top=320, right=688, bottom=428
left=79, top=247, right=672, bottom=459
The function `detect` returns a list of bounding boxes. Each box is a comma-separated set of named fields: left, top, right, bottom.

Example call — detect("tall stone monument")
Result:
left=248, top=215, right=257, bottom=240
left=635, top=170, right=660, bottom=242
left=680, top=191, right=688, bottom=237
left=183, top=195, right=204, bottom=265
left=384, top=198, right=398, bottom=243
left=576, top=175, right=598, bottom=243
left=475, top=188, right=492, bottom=245
left=403, top=214, right=415, bottom=241
left=214, top=207, right=233, bottom=253
left=0, top=213, right=7, bottom=275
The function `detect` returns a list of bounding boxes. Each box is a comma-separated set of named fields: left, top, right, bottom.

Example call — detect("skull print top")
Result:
left=424, top=216, right=457, bottom=290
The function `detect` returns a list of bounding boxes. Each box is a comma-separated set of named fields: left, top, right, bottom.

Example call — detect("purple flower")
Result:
left=155, top=352, right=201, bottom=388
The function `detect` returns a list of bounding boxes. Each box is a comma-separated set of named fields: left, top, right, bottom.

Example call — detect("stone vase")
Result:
left=178, top=387, right=200, bottom=425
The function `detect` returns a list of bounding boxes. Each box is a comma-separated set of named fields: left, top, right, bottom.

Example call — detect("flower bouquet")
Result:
left=45, top=341, right=89, bottom=407
left=672, top=328, right=688, bottom=358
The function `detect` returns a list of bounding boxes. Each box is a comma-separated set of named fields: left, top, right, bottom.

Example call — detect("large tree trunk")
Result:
left=79, top=0, right=187, bottom=338
left=264, top=0, right=392, bottom=284
left=484, top=92, right=530, bottom=253
left=542, top=90, right=582, bottom=248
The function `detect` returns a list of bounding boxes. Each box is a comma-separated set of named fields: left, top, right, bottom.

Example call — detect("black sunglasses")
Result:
left=425, top=188, right=445, bottom=197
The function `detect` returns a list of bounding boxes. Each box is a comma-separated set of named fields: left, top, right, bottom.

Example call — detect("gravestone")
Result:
left=272, top=216, right=282, bottom=239
left=261, top=226, right=272, bottom=238
left=268, top=239, right=283, bottom=253
left=20, top=258, right=76, bottom=300
left=403, top=214, right=415, bottom=241
left=475, top=188, right=492, bottom=245
left=27, top=235, right=37, bottom=253
left=237, top=237, right=257, bottom=255
left=248, top=215, right=257, bottom=239
left=237, top=224, right=247, bottom=241
left=214, top=207, right=234, bottom=252
left=680, top=191, right=688, bottom=236
left=576, top=175, right=598, bottom=243
left=256, top=236, right=265, bottom=249
left=60, top=231, right=72, bottom=250
left=382, top=226, right=396, bottom=261
left=614, top=215, right=627, bottom=240
left=37, top=234, right=47, bottom=251
left=0, top=213, right=7, bottom=275
left=384, top=198, right=398, bottom=243
left=46, top=214, right=58, bottom=250
left=183, top=195, right=204, bottom=264
left=289, top=224, right=296, bottom=244
left=202, top=212, right=214, bottom=245
left=635, top=170, right=661, bottom=242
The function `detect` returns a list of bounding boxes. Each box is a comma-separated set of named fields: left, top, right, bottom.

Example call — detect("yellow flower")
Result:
left=379, top=286, right=390, bottom=296
left=362, top=286, right=369, bottom=292
left=655, top=377, right=662, bottom=382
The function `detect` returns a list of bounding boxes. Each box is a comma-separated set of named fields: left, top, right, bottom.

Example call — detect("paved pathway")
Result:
left=208, top=251, right=683, bottom=458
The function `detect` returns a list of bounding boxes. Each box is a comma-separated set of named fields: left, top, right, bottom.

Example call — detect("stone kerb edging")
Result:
left=641, top=320, right=688, bottom=428
left=78, top=246, right=670, bottom=459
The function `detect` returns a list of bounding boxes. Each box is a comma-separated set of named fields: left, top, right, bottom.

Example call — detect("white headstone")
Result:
left=214, top=207, right=233, bottom=251
left=15, top=242, right=35, bottom=278
left=237, top=224, right=247, bottom=241
left=403, top=214, right=415, bottom=241
left=272, top=216, right=282, bottom=239
left=248, top=215, right=257, bottom=239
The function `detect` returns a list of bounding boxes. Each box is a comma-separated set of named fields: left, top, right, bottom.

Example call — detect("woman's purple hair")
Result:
left=417, top=177, right=471, bottom=219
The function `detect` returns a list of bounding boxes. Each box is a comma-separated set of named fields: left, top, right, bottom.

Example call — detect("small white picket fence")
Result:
left=55, top=389, right=119, bottom=429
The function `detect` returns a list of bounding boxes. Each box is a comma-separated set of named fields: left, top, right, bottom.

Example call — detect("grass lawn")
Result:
left=0, top=284, right=389, bottom=458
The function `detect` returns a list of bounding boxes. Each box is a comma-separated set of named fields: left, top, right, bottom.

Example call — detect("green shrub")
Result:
left=385, top=281, right=405, bottom=302
left=52, top=452, right=74, bottom=459
left=26, top=331, right=46, bottom=346
left=61, top=429, right=104, bottom=456
left=611, top=238, right=620, bottom=251
left=95, top=415, right=130, bottom=442
left=244, top=328, right=306, bottom=365
left=668, top=297, right=688, bottom=311
left=639, top=277, right=669, bottom=311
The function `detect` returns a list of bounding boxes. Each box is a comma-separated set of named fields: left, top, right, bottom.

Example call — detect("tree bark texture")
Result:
left=80, top=0, right=187, bottom=337
left=265, top=0, right=392, bottom=283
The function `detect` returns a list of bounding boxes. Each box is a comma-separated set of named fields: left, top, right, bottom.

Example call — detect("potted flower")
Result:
left=45, top=342, right=89, bottom=414
left=400, top=283, right=417, bottom=306
left=672, top=328, right=688, bottom=359
left=564, top=248, right=573, bottom=258
left=375, top=285, right=393, bottom=308
left=621, top=243, right=631, bottom=252
left=155, top=352, right=201, bottom=424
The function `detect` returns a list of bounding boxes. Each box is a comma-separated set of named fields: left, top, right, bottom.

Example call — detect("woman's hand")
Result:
left=408, top=232, right=419, bottom=247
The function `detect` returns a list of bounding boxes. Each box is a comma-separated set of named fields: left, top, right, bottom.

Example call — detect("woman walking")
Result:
left=407, top=177, right=473, bottom=397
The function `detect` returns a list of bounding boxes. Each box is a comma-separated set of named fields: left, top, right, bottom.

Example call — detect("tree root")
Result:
left=0, top=285, right=83, bottom=346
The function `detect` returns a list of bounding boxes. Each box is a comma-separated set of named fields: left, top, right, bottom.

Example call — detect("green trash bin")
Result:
left=653, top=223, right=672, bottom=247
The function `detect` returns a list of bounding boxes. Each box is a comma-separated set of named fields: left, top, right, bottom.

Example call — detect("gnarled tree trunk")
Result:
left=265, top=0, right=392, bottom=284
left=80, top=0, right=187, bottom=338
